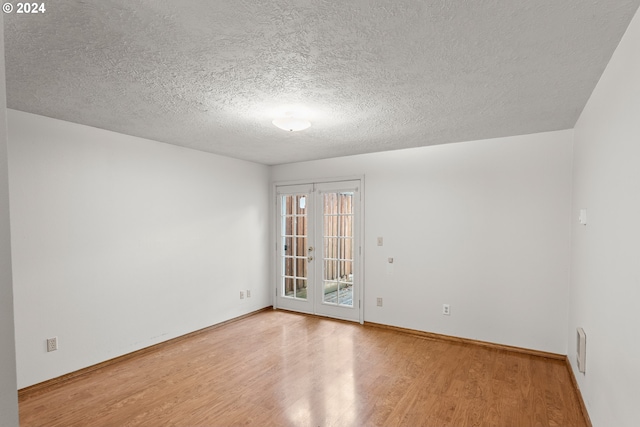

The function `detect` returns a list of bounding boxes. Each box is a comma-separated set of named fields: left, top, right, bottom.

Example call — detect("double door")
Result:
left=275, top=180, right=361, bottom=322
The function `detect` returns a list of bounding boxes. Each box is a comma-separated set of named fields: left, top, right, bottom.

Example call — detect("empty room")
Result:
left=1, top=1, right=639, bottom=426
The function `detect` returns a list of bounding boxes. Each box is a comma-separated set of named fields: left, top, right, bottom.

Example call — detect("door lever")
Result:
left=307, top=256, right=314, bottom=263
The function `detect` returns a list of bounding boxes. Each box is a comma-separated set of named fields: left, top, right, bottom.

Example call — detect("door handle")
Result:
left=308, top=246, right=314, bottom=252
left=308, top=256, right=314, bottom=262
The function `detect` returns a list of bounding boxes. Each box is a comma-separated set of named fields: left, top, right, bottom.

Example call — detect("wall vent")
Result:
left=577, top=328, right=586, bottom=373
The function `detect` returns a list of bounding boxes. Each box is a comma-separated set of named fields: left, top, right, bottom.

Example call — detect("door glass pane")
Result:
left=324, top=237, right=338, bottom=259
left=323, top=280, right=339, bottom=304
left=284, top=276, right=295, bottom=297
left=324, top=215, right=335, bottom=237
left=324, top=193, right=338, bottom=214
left=280, top=194, right=308, bottom=300
left=284, top=237, right=293, bottom=256
left=322, top=191, right=354, bottom=307
left=284, top=215, right=294, bottom=236
left=296, top=195, right=307, bottom=214
left=284, top=257, right=294, bottom=278
left=338, top=282, right=353, bottom=306
left=296, top=237, right=307, bottom=256
left=295, top=278, right=307, bottom=299
left=340, top=260, right=353, bottom=281
left=324, top=259, right=338, bottom=281
left=295, top=214, right=307, bottom=236
left=296, top=258, right=307, bottom=284
left=325, top=237, right=354, bottom=262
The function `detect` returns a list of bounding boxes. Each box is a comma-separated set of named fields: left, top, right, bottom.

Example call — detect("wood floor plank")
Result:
left=19, top=310, right=588, bottom=427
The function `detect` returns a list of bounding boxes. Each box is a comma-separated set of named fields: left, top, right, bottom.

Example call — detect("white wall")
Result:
left=7, top=110, right=271, bottom=388
left=272, top=130, right=573, bottom=354
left=570, top=7, right=640, bottom=427
left=0, top=16, right=20, bottom=427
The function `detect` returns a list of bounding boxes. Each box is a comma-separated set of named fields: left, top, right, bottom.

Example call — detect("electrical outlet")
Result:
left=442, top=304, right=450, bottom=316
left=246, top=290, right=251, bottom=298
left=377, top=297, right=383, bottom=307
left=46, top=337, right=58, bottom=352
left=240, top=291, right=245, bottom=299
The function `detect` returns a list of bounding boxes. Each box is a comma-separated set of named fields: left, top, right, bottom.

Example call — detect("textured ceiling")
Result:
left=5, top=1, right=640, bottom=165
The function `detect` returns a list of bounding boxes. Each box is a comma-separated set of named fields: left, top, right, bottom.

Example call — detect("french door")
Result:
left=275, top=180, right=362, bottom=322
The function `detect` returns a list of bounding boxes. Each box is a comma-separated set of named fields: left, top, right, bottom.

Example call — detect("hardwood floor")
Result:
left=19, top=310, right=587, bottom=426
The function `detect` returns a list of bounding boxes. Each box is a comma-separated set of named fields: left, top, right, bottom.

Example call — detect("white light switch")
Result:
left=579, top=209, right=587, bottom=225
left=377, top=237, right=383, bottom=246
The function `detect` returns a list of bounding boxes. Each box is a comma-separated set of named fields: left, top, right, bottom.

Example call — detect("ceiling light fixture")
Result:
left=272, top=113, right=311, bottom=132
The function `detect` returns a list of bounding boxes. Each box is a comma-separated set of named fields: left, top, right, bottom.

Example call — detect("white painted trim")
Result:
left=272, top=175, right=365, bottom=187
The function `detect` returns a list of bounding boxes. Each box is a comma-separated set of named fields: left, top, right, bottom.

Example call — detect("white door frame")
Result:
left=272, top=176, right=365, bottom=324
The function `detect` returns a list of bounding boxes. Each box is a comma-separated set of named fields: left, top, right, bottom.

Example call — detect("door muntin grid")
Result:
left=281, top=194, right=309, bottom=300
left=321, top=192, right=354, bottom=307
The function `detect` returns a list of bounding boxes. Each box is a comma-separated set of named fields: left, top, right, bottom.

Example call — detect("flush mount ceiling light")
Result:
left=272, top=113, right=311, bottom=132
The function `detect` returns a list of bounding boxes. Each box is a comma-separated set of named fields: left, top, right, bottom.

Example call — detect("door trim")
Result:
left=272, top=176, right=365, bottom=324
